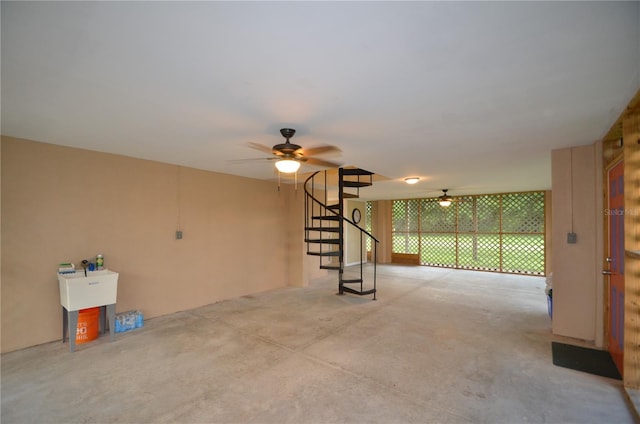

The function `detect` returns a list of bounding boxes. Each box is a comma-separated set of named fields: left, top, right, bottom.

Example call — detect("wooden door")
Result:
left=607, top=160, right=624, bottom=375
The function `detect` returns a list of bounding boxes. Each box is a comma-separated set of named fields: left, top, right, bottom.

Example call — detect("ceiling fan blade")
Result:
left=304, top=157, right=342, bottom=168
left=301, top=145, right=341, bottom=156
left=228, top=157, right=277, bottom=163
left=247, top=142, right=274, bottom=154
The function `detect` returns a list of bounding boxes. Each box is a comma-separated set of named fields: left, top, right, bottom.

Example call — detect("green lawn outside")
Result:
left=393, top=233, right=545, bottom=275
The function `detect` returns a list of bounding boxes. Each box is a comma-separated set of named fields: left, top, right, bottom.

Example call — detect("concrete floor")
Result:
left=1, top=265, right=635, bottom=423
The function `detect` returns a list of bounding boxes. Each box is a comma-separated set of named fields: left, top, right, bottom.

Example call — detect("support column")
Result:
left=623, top=106, right=640, bottom=389
left=372, top=200, right=393, bottom=264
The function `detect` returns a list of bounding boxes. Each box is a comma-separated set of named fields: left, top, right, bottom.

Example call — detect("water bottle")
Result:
left=135, top=311, right=144, bottom=328
left=96, top=254, right=104, bottom=270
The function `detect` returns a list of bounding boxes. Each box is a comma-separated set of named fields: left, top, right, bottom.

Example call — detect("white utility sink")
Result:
left=58, top=270, right=119, bottom=311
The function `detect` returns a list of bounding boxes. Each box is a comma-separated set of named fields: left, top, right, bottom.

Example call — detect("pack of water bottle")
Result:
left=114, top=310, right=144, bottom=333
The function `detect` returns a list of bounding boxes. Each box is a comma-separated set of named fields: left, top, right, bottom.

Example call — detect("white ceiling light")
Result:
left=404, top=177, right=420, bottom=184
left=439, top=199, right=452, bottom=207
left=275, top=159, right=300, bottom=173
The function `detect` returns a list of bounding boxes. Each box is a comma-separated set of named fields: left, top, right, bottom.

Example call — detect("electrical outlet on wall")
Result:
left=567, top=232, right=577, bottom=244
left=176, top=230, right=183, bottom=240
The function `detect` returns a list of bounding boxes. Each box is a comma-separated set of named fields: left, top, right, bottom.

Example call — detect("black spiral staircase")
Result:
left=304, top=168, right=379, bottom=299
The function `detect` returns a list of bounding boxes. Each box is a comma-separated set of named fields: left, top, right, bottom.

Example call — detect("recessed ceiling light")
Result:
left=404, top=177, right=420, bottom=185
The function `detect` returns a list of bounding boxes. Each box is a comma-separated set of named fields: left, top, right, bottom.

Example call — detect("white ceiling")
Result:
left=2, top=1, right=639, bottom=200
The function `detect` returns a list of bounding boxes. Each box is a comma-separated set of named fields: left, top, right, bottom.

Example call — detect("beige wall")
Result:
left=551, top=143, right=604, bottom=345
left=1, top=136, right=306, bottom=353
left=344, top=200, right=367, bottom=266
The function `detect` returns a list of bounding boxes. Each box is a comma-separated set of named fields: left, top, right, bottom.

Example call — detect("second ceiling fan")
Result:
left=424, top=189, right=464, bottom=207
left=438, top=189, right=454, bottom=207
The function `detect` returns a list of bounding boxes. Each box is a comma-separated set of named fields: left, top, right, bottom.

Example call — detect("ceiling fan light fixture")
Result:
left=404, top=177, right=420, bottom=185
left=275, top=159, right=300, bottom=173
left=438, top=189, right=452, bottom=207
